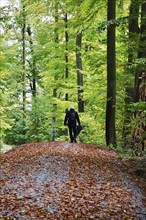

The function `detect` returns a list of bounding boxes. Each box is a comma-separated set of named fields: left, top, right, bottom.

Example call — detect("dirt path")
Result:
left=0, top=141, right=146, bottom=219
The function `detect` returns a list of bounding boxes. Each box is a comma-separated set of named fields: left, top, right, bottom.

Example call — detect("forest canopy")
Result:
left=0, top=0, right=146, bottom=154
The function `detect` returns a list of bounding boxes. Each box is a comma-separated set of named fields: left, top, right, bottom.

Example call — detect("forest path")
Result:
left=0, top=141, right=146, bottom=219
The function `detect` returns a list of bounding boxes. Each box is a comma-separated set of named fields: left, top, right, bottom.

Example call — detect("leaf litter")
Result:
left=0, top=141, right=146, bottom=219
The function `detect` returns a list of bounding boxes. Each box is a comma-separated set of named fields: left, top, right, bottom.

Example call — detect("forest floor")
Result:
left=0, top=141, right=146, bottom=220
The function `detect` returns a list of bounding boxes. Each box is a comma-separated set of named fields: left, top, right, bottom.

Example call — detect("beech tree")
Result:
left=21, top=4, right=26, bottom=113
left=133, top=1, right=146, bottom=153
left=106, top=0, right=116, bottom=146
left=64, top=12, right=69, bottom=104
left=76, top=31, right=84, bottom=113
left=122, top=0, right=140, bottom=146
left=27, top=24, right=37, bottom=98
left=2, top=0, right=146, bottom=153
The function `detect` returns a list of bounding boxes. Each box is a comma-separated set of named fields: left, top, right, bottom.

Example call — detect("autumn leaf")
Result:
left=0, top=141, right=146, bottom=219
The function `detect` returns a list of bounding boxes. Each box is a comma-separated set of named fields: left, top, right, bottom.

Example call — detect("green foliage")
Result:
left=1, top=0, right=140, bottom=150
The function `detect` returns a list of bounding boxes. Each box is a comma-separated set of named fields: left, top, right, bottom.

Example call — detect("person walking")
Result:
left=64, top=106, right=81, bottom=143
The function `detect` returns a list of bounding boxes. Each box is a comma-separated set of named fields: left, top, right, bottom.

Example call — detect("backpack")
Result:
left=69, top=111, right=76, bottom=122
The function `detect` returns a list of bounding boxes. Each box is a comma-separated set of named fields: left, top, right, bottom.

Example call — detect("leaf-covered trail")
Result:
left=0, top=141, right=146, bottom=219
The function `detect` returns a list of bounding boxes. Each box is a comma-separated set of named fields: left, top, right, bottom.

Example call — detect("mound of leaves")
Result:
left=0, top=141, right=146, bottom=219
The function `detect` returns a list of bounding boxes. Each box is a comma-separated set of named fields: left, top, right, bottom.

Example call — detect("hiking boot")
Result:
left=73, top=139, right=77, bottom=143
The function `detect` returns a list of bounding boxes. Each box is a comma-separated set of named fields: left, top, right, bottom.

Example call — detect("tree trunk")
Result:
left=138, top=1, right=146, bottom=59
left=76, top=31, right=84, bottom=113
left=106, top=0, right=116, bottom=146
left=135, top=1, right=146, bottom=103
left=64, top=13, right=69, bottom=135
left=21, top=4, right=27, bottom=142
left=51, top=2, right=59, bottom=141
left=22, top=5, right=26, bottom=112
left=122, top=0, right=140, bottom=146
left=27, top=24, right=37, bottom=97
left=133, top=1, right=146, bottom=154
left=128, top=0, right=140, bottom=63
left=64, top=13, right=69, bottom=103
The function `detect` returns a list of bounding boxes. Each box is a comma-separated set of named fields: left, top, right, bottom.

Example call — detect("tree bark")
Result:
left=22, top=5, right=26, bottom=112
left=133, top=2, right=146, bottom=153
left=106, top=0, right=116, bottom=146
left=64, top=13, right=69, bottom=136
left=51, top=2, right=59, bottom=141
left=21, top=3, right=27, bottom=142
left=27, top=24, right=37, bottom=97
left=122, top=0, right=140, bottom=146
left=135, top=1, right=146, bottom=103
left=76, top=31, right=84, bottom=113
left=65, top=13, right=69, bottom=103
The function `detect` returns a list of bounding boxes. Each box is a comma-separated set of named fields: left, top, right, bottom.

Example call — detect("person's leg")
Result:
left=73, top=126, right=77, bottom=142
left=68, top=126, right=74, bottom=143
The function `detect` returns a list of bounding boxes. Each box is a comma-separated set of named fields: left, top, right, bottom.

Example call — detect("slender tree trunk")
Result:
left=135, top=1, right=146, bottom=103
left=27, top=24, right=37, bottom=97
left=133, top=1, right=146, bottom=153
left=64, top=13, right=69, bottom=136
left=65, top=13, right=69, bottom=103
left=51, top=2, right=58, bottom=141
left=21, top=3, right=27, bottom=142
left=122, top=0, right=140, bottom=146
left=138, top=1, right=146, bottom=59
left=22, top=5, right=26, bottom=112
left=106, top=0, right=116, bottom=146
left=76, top=31, right=84, bottom=112
left=128, top=0, right=140, bottom=63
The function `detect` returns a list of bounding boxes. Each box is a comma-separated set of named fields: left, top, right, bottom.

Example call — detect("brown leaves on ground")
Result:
left=0, top=141, right=146, bottom=219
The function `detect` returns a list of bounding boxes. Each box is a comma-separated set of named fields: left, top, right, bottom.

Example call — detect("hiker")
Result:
left=64, top=106, right=81, bottom=143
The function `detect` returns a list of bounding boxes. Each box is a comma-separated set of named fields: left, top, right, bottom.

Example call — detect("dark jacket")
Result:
left=64, top=109, right=80, bottom=127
